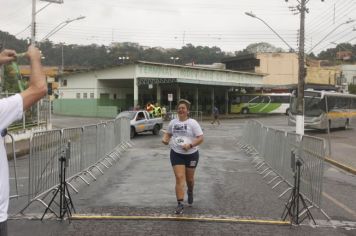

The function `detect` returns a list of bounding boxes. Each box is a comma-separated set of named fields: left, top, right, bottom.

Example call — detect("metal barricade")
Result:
left=62, top=127, right=83, bottom=178
left=97, top=123, right=107, bottom=159
left=82, top=125, right=98, bottom=169
left=189, top=111, right=203, bottom=123
left=238, top=120, right=326, bottom=210
left=282, top=132, right=301, bottom=186
left=105, top=121, right=116, bottom=152
left=6, top=133, right=19, bottom=199
left=21, top=115, right=132, bottom=214
left=28, top=130, right=62, bottom=200
left=300, top=135, right=326, bottom=208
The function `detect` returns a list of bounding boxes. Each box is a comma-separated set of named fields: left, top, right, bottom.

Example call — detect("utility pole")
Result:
left=31, top=0, right=37, bottom=45
left=296, top=0, right=306, bottom=135
left=31, top=0, right=64, bottom=45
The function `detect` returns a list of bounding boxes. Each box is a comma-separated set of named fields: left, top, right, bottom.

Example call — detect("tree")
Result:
left=242, top=42, right=284, bottom=54
left=349, top=84, right=356, bottom=95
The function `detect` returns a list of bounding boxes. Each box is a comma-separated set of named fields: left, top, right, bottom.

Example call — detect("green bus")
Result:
left=230, top=93, right=291, bottom=114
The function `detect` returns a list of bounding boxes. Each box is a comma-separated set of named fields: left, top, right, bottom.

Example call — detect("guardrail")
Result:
left=19, top=117, right=132, bottom=212
left=238, top=120, right=326, bottom=212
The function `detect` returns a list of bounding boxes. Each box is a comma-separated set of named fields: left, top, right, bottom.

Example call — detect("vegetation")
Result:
left=349, top=84, right=356, bottom=95
left=1, top=30, right=354, bottom=68
left=1, top=30, right=354, bottom=93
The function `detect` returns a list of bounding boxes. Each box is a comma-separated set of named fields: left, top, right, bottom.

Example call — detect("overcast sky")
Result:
left=1, top=0, right=355, bottom=53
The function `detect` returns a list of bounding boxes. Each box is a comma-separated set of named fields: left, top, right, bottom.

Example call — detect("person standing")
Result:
left=161, top=105, right=167, bottom=120
left=211, top=105, right=220, bottom=125
left=0, top=46, right=46, bottom=236
left=162, top=99, right=204, bottom=214
left=146, top=102, right=155, bottom=117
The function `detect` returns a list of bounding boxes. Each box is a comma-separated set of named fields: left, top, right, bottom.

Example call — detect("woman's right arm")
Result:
left=162, top=132, right=172, bottom=145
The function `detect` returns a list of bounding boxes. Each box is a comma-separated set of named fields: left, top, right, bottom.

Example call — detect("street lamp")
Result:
left=170, top=57, right=180, bottom=64
left=245, top=12, right=295, bottom=52
left=307, top=19, right=355, bottom=53
left=245, top=10, right=304, bottom=133
left=41, top=16, right=86, bottom=41
left=31, top=0, right=64, bottom=45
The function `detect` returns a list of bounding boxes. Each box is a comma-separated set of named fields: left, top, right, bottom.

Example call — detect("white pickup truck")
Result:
left=116, top=110, right=163, bottom=138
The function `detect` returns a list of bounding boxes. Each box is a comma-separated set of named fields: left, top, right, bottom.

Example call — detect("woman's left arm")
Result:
left=191, top=135, right=203, bottom=148
left=182, top=135, right=203, bottom=151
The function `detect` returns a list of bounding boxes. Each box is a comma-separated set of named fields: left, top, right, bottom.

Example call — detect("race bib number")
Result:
left=174, top=136, right=189, bottom=145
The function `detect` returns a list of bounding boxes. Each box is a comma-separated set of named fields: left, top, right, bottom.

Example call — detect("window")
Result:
left=83, top=93, right=87, bottom=99
left=136, top=112, right=145, bottom=121
left=241, top=95, right=252, bottom=103
left=351, top=98, right=356, bottom=109
left=100, top=93, right=110, bottom=99
left=62, top=79, right=67, bottom=86
left=76, top=93, right=80, bottom=99
left=305, top=96, right=323, bottom=116
left=231, top=96, right=241, bottom=105
left=353, top=76, right=356, bottom=85
left=90, top=93, right=94, bottom=99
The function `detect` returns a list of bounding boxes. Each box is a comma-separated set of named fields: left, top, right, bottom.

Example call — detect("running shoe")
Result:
left=187, top=191, right=193, bottom=205
left=175, top=203, right=184, bottom=214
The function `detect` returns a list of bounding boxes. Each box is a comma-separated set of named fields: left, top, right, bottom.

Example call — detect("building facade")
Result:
left=222, top=52, right=341, bottom=90
left=55, top=61, right=264, bottom=117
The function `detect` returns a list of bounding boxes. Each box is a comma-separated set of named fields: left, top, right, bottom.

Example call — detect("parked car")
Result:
left=116, top=110, right=163, bottom=138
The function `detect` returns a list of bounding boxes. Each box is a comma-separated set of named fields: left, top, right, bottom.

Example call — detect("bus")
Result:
left=230, top=93, right=291, bottom=114
left=288, top=90, right=356, bottom=130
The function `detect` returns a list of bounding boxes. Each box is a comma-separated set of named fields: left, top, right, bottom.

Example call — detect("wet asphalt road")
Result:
left=7, top=115, right=356, bottom=235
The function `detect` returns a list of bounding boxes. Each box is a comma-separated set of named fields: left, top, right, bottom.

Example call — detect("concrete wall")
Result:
left=58, top=72, right=98, bottom=99
left=53, top=99, right=119, bottom=118
left=97, top=80, right=132, bottom=100
left=255, top=53, right=298, bottom=85
left=58, top=64, right=135, bottom=99
left=306, top=66, right=340, bottom=85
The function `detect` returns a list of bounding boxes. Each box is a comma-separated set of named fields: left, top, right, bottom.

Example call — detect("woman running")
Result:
left=162, top=99, right=204, bottom=214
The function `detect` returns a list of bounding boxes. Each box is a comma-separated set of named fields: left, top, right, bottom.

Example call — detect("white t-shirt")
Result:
left=167, top=118, right=203, bottom=154
left=0, top=94, right=23, bottom=222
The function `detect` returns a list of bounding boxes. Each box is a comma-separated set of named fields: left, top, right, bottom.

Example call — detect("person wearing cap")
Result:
left=162, top=99, right=204, bottom=214
left=0, top=46, right=46, bottom=236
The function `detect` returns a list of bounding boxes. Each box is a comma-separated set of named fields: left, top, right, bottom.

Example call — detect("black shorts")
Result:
left=170, top=149, right=199, bottom=168
left=0, top=220, right=7, bottom=236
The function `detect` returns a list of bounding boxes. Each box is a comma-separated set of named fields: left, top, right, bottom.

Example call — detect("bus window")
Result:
left=232, top=97, right=241, bottom=104
left=326, top=96, right=337, bottom=111
left=248, top=96, right=263, bottom=103
left=352, top=98, right=356, bottom=109
left=241, top=95, right=251, bottom=103
left=305, top=96, right=323, bottom=117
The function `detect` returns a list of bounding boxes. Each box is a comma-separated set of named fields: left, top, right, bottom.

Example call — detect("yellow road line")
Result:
left=71, top=215, right=290, bottom=225
left=325, top=157, right=356, bottom=175
left=323, top=192, right=356, bottom=218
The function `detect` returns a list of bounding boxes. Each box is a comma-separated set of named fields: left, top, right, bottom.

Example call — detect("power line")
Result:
left=306, top=0, right=351, bottom=30
left=307, top=1, right=355, bottom=34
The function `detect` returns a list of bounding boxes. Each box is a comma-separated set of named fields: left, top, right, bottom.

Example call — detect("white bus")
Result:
left=288, top=90, right=356, bottom=130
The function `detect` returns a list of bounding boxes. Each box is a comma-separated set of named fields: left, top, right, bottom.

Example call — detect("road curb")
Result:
left=70, top=214, right=290, bottom=225
left=325, top=157, right=356, bottom=175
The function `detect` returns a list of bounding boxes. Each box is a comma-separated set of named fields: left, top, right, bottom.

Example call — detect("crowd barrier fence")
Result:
left=238, top=120, right=326, bottom=214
